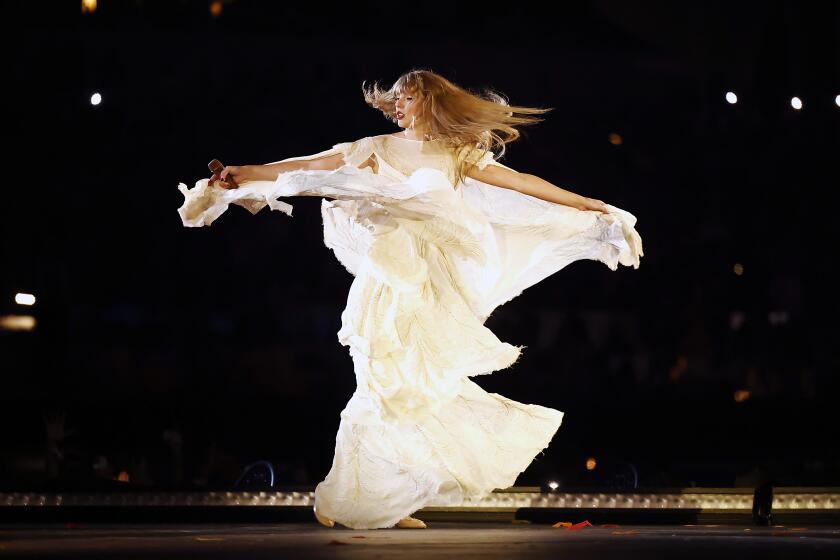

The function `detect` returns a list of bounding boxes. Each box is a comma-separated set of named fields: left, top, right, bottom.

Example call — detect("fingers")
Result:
left=208, top=172, right=234, bottom=189
left=217, top=166, right=237, bottom=189
left=589, top=198, right=608, bottom=213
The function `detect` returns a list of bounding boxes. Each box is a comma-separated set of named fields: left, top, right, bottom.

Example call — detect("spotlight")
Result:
left=0, top=315, right=36, bottom=332
left=790, top=97, right=802, bottom=110
left=14, top=293, right=36, bottom=306
left=725, top=91, right=737, bottom=104
left=90, top=92, right=102, bottom=106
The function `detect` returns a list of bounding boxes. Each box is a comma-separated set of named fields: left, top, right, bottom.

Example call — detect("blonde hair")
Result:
left=362, top=68, right=553, bottom=186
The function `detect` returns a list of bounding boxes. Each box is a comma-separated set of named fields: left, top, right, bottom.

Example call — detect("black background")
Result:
left=1, top=0, right=838, bottom=491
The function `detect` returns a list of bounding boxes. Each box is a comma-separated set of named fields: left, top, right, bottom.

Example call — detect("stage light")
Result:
left=729, top=310, right=745, bottom=331
left=608, top=133, right=622, bottom=145
left=669, top=355, right=687, bottom=381
left=548, top=481, right=559, bottom=490
left=791, top=97, right=802, bottom=110
left=210, top=1, right=223, bottom=17
left=835, top=94, right=840, bottom=108
left=586, top=457, right=597, bottom=470
left=0, top=315, right=36, bottom=331
left=81, top=0, right=96, bottom=14
left=90, top=93, right=102, bottom=106
left=725, top=91, right=737, bottom=104
left=734, top=389, right=750, bottom=403
left=733, top=262, right=743, bottom=275
left=2, top=488, right=840, bottom=525
left=14, top=293, right=35, bottom=306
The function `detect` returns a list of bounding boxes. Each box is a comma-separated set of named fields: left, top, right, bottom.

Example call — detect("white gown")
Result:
left=177, top=133, right=644, bottom=529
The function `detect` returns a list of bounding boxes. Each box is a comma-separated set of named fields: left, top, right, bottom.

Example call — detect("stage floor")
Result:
left=1, top=522, right=839, bottom=559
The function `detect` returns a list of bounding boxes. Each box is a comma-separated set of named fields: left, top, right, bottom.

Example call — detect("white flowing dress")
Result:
left=177, top=133, right=644, bottom=529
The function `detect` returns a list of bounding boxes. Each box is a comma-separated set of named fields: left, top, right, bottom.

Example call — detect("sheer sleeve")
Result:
left=458, top=145, right=500, bottom=171
left=333, top=136, right=376, bottom=168
left=458, top=161, right=643, bottom=321
left=177, top=136, right=404, bottom=227
left=472, top=149, right=500, bottom=171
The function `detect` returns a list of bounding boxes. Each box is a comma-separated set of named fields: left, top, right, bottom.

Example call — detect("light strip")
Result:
left=1, top=488, right=838, bottom=510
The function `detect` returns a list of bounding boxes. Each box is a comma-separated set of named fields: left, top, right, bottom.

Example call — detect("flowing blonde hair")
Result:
left=362, top=68, right=553, bottom=186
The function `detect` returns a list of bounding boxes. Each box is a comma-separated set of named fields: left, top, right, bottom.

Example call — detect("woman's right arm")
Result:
left=246, top=152, right=347, bottom=181
left=212, top=152, right=354, bottom=189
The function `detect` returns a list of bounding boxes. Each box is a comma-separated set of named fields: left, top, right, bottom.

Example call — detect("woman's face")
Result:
left=395, top=90, right=420, bottom=129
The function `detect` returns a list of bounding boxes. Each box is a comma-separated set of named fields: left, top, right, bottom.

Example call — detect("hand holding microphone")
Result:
left=208, top=159, right=243, bottom=189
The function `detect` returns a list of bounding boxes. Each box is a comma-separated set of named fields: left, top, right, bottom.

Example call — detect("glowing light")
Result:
left=14, top=293, right=36, bottom=306
left=791, top=97, right=802, bottom=110
left=585, top=457, right=597, bottom=471
left=608, top=133, right=623, bottom=146
left=210, top=1, right=223, bottom=17
left=81, top=0, right=97, bottom=14
left=729, top=310, right=745, bottom=331
left=0, top=315, right=36, bottom=331
left=733, top=262, right=744, bottom=276
left=548, top=481, right=559, bottom=490
left=669, top=355, right=688, bottom=381
left=734, top=390, right=751, bottom=403
left=90, top=93, right=102, bottom=106
left=0, top=488, right=837, bottom=510
left=835, top=95, right=840, bottom=108
left=725, top=91, right=738, bottom=104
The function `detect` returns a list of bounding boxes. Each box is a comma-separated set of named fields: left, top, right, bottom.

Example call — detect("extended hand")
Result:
left=580, top=197, right=608, bottom=214
left=209, top=165, right=246, bottom=189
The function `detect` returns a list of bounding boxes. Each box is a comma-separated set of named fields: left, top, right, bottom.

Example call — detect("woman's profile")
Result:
left=178, top=68, right=643, bottom=530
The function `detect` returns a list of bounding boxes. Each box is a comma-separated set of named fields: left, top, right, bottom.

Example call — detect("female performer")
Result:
left=178, top=69, right=643, bottom=529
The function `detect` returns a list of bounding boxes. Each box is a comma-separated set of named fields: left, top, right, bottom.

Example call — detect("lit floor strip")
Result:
left=1, top=488, right=838, bottom=511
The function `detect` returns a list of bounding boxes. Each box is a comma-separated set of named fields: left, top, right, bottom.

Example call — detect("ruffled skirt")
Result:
left=177, top=161, right=642, bottom=529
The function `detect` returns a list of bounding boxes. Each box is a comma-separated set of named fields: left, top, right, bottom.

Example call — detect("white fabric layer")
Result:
left=177, top=134, right=643, bottom=529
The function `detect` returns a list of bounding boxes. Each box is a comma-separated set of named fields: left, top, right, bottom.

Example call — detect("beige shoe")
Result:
left=313, top=504, right=335, bottom=528
left=396, top=515, right=427, bottom=528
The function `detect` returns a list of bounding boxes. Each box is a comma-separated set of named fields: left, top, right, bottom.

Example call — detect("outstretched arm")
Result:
left=466, top=164, right=608, bottom=213
left=245, top=152, right=348, bottom=181
left=214, top=151, right=377, bottom=188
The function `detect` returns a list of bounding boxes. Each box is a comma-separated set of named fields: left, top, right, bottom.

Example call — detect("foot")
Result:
left=396, top=515, right=427, bottom=528
left=313, top=504, right=335, bottom=528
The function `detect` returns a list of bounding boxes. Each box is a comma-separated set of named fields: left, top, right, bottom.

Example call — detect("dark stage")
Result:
left=2, top=522, right=840, bottom=559
left=3, top=0, right=839, bottom=557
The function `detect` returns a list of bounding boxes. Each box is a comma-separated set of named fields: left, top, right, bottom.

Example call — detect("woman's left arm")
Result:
left=466, top=164, right=608, bottom=213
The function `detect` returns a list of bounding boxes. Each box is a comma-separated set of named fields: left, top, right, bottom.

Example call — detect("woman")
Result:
left=178, top=69, right=643, bottom=529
